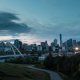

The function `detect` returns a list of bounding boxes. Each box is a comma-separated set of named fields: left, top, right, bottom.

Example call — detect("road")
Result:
left=27, top=65, right=63, bottom=80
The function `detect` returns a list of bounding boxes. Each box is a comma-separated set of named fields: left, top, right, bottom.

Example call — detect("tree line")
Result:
left=44, top=53, right=80, bottom=80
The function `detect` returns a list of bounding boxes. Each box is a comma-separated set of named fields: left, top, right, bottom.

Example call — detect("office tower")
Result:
left=26, top=45, right=32, bottom=51
left=67, top=39, right=72, bottom=47
left=77, top=41, right=80, bottom=50
left=44, top=41, right=47, bottom=47
left=30, top=44, right=36, bottom=48
left=63, top=41, right=68, bottom=49
left=60, top=34, right=62, bottom=46
left=37, top=45, right=42, bottom=51
left=72, top=40, right=76, bottom=49
left=22, top=44, right=27, bottom=50
left=69, top=39, right=72, bottom=47
left=41, top=42, right=45, bottom=47
left=45, top=41, right=47, bottom=44
left=33, top=44, right=36, bottom=47
left=19, top=41, right=22, bottom=49
left=44, top=41, right=49, bottom=51
left=14, top=39, right=19, bottom=48
left=51, top=42, right=55, bottom=48
left=73, top=40, right=76, bottom=46
left=54, top=39, right=57, bottom=46
left=45, top=44, right=49, bottom=51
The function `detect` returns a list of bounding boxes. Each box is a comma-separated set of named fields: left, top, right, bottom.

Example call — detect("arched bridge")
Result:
left=0, top=41, right=24, bottom=59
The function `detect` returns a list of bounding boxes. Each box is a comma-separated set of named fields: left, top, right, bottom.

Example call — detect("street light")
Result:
left=75, top=47, right=79, bottom=50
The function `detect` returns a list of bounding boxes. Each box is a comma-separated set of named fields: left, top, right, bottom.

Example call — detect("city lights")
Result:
left=75, top=47, right=79, bottom=50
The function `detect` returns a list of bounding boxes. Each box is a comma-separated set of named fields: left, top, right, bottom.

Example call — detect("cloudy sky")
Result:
left=0, top=0, right=80, bottom=45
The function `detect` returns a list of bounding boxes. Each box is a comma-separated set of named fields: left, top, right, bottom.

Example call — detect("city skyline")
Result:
left=0, top=0, right=80, bottom=45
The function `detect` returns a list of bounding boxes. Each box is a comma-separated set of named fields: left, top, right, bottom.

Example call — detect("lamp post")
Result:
left=75, top=47, right=79, bottom=54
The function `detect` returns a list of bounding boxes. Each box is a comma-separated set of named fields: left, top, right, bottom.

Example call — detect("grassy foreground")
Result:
left=0, top=63, right=50, bottom=80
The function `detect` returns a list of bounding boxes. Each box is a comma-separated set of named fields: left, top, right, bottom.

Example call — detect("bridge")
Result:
left=0, top=41, right=24, bottom=62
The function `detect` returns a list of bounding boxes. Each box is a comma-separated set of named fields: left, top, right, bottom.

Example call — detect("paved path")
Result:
left=27, top=65, right=63, bottom=80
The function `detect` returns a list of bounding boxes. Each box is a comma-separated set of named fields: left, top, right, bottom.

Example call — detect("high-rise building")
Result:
left=26, top=45, right=32, bottom=51
left=45, top=41, right=47, bottom=44
left=63, top=41, right=68, bottom=49
left=37, top=45, right=42, bottom=51
left=41, top=42, right=45, bottom=47
left=19, top=41, right=22, bottom=49
left=51, top=42, right=55, bottom=48
left=45, top=44, right=49, bottom=51
left=77, top=41, right=80, bottom=50
left=54, top=39, right=57, bottom=46
left=67, top=39, right=72, bottom=47
left=22, top=44, right=27, bottom=50
left=69, top=39, right=72, bottom=47
left=14, top=39, right=19, bottom=48
left=30, top=44, right=36, bottom=47
left=60, top=34, right=62, bottom=46
left=33, top=44, right=36, bottom=47
left=44, top=41, right=47, bottom=47
left=72, top=40, right=76, bottom=49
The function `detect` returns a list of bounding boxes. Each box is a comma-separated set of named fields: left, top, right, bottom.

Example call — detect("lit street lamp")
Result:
left=75, top=47, right=79, bottom=50
left=75, top=47, right=79, bottom=54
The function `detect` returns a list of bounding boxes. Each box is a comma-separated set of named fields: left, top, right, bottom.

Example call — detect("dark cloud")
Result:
left=0, top=11, right=33, bottom=36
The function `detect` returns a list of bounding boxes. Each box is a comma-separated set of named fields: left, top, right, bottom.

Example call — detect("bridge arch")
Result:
left=0, top=41, right=23, bottom=58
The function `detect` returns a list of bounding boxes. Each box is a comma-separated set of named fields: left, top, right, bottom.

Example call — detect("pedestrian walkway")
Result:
left=27, top=65, right=63, bottom=80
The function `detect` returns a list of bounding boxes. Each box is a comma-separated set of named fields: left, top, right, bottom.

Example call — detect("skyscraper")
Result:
left=44, top=41, right=47, bottom=47
left=54, top=39, right=57, bottom=46
left=41, top=42, right=45, bottom=47
left=67, top=39, right=72, bottom=48
left=51, top=42, right=55, bottom=48
left=19, top=41, right=22, bottom=49
left=72, top=40, right=76, bottom=49
left=14, top=39, right=19, bottom=48
left=60, top=34, right=62, bottom=46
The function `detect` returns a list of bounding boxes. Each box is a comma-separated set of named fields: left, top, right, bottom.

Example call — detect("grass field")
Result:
left=0, top=63, right=50, bottom=80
